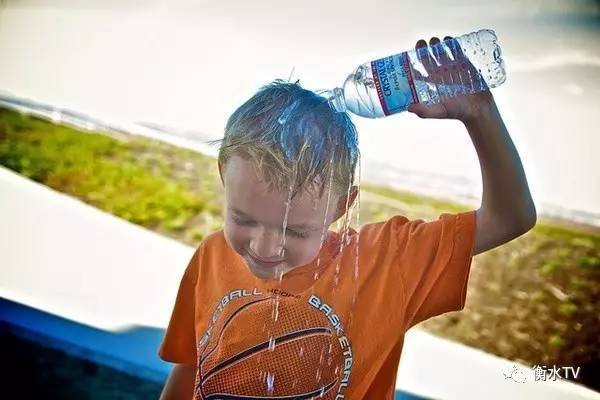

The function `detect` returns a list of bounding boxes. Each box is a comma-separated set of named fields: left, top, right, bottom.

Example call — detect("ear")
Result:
left=332, top=186, right=359, bottom=222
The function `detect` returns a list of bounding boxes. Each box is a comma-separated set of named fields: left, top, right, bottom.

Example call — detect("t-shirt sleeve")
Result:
left=399, top=210, right=477, bottom=331
left=158, top=244, right=203, bottom=364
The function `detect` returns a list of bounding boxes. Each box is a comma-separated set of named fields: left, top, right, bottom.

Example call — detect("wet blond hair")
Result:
left=209, top=80, right=359, bottom=202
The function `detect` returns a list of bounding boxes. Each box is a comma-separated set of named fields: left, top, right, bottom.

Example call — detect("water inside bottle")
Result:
left=331, top=29, right=505, bottom=118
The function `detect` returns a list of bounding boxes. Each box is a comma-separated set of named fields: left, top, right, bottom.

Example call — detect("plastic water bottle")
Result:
left=327, top=29, right=505, bottom=118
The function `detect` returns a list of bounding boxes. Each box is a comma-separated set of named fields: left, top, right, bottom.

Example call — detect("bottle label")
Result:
left=371, top=52, right=418, bottom=116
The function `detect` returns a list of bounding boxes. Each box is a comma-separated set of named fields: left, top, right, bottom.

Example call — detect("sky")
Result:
left=0, top=0, right=599, bottom=217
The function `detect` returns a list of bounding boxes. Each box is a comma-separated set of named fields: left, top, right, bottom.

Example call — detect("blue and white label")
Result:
left=371, top=52, right=417, bottom=115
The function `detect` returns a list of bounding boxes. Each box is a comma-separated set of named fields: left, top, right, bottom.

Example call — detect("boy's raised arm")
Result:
left=461, top=92, right=536, bottom=255
left=407, top=37, right=537, bottom=256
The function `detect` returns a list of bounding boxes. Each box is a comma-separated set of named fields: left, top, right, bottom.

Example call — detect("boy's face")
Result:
left=219, top=155, right=356, bottom=280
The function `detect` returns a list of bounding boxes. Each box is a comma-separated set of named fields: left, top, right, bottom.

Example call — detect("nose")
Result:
left=249, top=228, right=285, bottom=260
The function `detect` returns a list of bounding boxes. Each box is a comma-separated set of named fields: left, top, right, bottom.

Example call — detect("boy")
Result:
left=158, top=36, right=537, bottom=399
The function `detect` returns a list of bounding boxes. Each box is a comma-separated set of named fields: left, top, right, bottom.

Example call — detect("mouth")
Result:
left=246, top=250, right=284, bottom=268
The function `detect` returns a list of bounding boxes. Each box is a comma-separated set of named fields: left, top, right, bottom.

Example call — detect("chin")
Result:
left=242, top=258, right=278, bottom=280
left=249, top=266, right=280, bottom=280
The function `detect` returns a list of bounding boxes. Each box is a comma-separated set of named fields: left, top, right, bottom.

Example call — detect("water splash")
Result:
left=277, top=98, right=300, bottom=126
left=272, top=297, right=280, bottom=322
left=266, top=371, right=275, bottom=394
left=347, top=155, right=362, bottom=330
left=315, top=153, right=336, bottom=278
left=354, top=155, right=361, bottom=281
left=279, top=181, right=294, bottom=271
left=339, top=177, right=354, bottom=254
left=265, top=90, right=362, bottom=389
left=268, top=336, right=276, bottom=352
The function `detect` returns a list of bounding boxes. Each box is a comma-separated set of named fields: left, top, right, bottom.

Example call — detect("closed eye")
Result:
left=232, top=216, right=309, bottom=238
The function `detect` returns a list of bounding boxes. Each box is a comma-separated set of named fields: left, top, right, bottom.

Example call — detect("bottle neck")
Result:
left=326, top=87, right=347, bottom=113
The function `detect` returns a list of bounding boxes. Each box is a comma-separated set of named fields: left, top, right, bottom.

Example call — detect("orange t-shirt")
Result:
left=158, top=210, right=477, bottom=399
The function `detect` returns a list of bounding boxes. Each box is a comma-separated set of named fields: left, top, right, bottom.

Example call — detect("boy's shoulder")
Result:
left=357, top=214, right=412, bottom=241
left=360, top=211, right=474, bottom=234
left=357, top=211, right=476, bottom=252
left=194, top=229, right=228, bottom=256
left=203, top=229, right=225, bottom=245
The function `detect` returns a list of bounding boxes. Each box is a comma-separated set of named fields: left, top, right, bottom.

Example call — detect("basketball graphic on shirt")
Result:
left=195, top=295, right=344, bottom=399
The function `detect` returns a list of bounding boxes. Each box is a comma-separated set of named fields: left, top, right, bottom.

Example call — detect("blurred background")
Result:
left=0, top=0, right=598, bottom=399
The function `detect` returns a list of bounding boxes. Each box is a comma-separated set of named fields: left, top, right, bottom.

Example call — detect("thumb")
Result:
left=407, top=103, right=429, bottom=118
left=408, top=103, right=446, bottom=119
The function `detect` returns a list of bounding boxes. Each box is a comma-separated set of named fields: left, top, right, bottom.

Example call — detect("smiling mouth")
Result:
left=246, top=250, right=284, bottom=266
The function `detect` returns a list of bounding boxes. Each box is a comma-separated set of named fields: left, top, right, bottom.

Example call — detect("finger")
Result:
left=444, top=35, right=471, bottom=73
left=443, top=36, right=459, bottom=61
left=429, top=36, right=450, bottom=66
left=415, top=39, right=434, bottom=77
left=416, top=39, right=427, bottom=49
left=448, top=36, right=468, bottom=61
left=429, top=36, right=455, bottom=98
left=444, top=35, right=479, bottom=93
left=443, top=35, right=463, bottom=92
left=407, top=102, right=447, bottom=119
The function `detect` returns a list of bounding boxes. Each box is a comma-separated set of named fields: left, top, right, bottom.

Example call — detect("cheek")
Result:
left=223, top=219, right=248, bottom=253
left=290, top=238, right=323, bottom=264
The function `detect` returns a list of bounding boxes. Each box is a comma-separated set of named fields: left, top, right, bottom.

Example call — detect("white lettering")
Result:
left=339, top=336, right=350, bottom=348
left=221, top=295, right=229, bottom=308
left=320, top=303, right=332, bottom=316
left=308, top=294, right=321, bottom=308
left=565, top=366, right=581, bottom=379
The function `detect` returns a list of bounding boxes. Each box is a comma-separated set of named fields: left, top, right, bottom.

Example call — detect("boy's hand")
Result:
left=407, top=36, right=495, bottom=124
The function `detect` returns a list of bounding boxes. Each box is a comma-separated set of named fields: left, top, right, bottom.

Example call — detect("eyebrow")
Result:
left=230, top=207, right=319, bottom=231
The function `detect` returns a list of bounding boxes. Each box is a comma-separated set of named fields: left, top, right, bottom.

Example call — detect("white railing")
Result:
left=1, top=166, right=598, bottom=399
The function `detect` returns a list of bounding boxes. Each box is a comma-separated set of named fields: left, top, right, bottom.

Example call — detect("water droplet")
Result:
left=272, top=299, right=280, bottom=321
left=266, top=371, right=275, bottom=393
left=268, top=336, right=276, bottom=351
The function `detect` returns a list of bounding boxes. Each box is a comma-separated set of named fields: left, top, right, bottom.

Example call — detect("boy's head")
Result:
left=213, top=80, right=359, bottom=279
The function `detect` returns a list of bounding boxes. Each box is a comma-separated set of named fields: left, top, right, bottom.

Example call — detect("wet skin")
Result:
left=218, top=155, right=358, bottom=280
